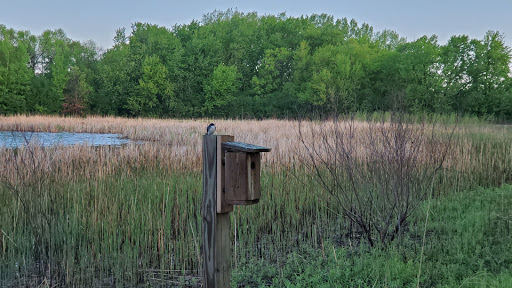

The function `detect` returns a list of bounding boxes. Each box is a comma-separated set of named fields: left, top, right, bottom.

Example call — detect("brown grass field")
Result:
left=1, top=114, right=510, bottom=185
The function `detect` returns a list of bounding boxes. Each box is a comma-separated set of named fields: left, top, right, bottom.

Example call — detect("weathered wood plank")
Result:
left=222, top=141, right=271, bottom=153
left=247, top=152, right=261, bottom=201
left=202, top=135, right=217, bottom=288
left=217, top=135, right=234, bottom=213
left=215, top=212, right=231, bottom=286
left=225, top=152, right=260, bottom=205
left=203, top=135, right=232, bottom=288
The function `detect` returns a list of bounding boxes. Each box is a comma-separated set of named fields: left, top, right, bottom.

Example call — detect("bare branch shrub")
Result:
left=298, top=113, right=453, bottom=247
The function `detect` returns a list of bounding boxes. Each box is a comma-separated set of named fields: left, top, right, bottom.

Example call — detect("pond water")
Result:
left=0, top=131, right=133, bottom=148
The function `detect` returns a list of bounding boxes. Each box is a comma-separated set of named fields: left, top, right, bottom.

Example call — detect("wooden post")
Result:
left=203, top=137, right=270, bottom=287
left=202, top=135, right=231, bottom=288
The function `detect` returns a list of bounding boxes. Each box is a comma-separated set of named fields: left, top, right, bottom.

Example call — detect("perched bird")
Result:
left=206, top=123, right=216, bottom=135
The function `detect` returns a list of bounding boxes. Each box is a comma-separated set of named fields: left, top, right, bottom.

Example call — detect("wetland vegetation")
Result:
left=0, top=115, right=511, bottom=287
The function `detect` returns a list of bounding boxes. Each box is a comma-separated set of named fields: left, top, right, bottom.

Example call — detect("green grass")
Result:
left=232, top=185, right=512, bottom=287
left=1, top=166, right=331, bottom=286
left=1, top=170, right=204, bottom=286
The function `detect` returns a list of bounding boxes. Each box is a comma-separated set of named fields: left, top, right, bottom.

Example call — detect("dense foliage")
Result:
left=1, top=10, right=511, bottom=119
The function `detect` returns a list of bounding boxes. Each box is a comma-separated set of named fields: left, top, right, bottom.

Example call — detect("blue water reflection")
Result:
left=0, top=131, right=133, bottom=148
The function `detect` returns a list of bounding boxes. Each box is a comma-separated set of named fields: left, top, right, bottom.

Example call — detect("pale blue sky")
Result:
left=1, top=0, right=511, bottom=50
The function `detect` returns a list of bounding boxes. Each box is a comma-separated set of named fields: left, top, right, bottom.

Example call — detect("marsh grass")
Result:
left=231, top=185, right=512, bottom=287
left=0, top=115, right=511, bottom=286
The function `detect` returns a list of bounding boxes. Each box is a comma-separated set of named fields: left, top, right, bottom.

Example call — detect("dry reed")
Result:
left=1, top=115, right=511, bottom=187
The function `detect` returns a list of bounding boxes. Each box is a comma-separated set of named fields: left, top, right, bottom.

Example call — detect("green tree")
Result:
left=113, top=27, right=127, bottom=47
left=26, top=76, right=53, bottom=114
left=289, top=41, right=313, bottom=112
left=173, top=21, right=222, bottom=117
left=35, top=29, right=74, bottom=113
left=95, top=23, right=182, bottom=116
left=374, top=29, right=406, bottom=50
left=252, top=47, right=293, bottom=96
left=440, top=35, right=472, bottom=113
left=299, top=43, right=365, bottom=113
left=126, top=55, right=175, bottom=116
left=202, top=10, right=262, bottom=92
left=0, top=26, right=33, bottom=114
left=62, top=67, right=92, bottom=116
left=203, top=63, right=241, bottom=116
left=250, top=47, right=295, bottom=117
left=128, top=22, right=182, bottom=78
left=465, top=31, right=511, bottom=117
left=374, top=36, right=444, bottom=113
left=401, top=36, right=445, bottom=113
left=93, top=34, right=133, bottom=115
left=128, top=23, right=182, bottom=117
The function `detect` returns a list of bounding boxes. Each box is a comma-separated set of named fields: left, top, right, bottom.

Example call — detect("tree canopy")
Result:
left=1, top=10, right=511, bottom=120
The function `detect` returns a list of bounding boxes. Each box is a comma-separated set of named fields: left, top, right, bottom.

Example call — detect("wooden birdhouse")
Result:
left=222, top=142, right=271, bottom=206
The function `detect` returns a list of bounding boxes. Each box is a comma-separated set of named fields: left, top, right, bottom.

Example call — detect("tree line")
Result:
left=1, top=10, right=511, bottom=119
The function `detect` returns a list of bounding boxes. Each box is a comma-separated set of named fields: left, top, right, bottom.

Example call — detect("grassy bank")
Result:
left=1, top=115, right=511, bottom=286
left=232, top=185, right=512, bottom=287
